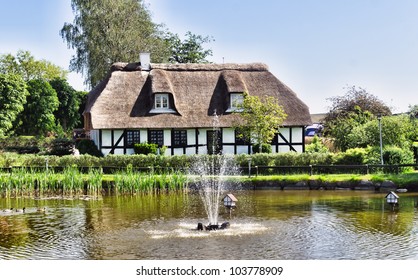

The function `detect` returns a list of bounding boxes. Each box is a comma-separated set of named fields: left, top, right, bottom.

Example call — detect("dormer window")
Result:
left=155, top=93, right=168, bottom=109
left=226, top=93, right=244, bottom=112
left=150, top=93, right=176, bottom=113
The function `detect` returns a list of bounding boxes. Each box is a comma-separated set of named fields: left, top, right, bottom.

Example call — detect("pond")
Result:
left=1, top=190, right=418, bottom=260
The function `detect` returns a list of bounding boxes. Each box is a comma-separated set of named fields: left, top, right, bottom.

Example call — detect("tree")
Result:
left=328, top=110, right=417, bottom=152
left=325, top=85, right=391, bottom=123
left=166, top=31, right=214, bottom=63
left=76, top=90, right=89, bottom=129
left=325, top=107, right=373, bottom=151
left=359, top=115, right=417, bottom=150
left=60, top=0, right=169, bottom=87
left=0, top=50, right=67, bottom=81
left=0, top=73, right=28, bottom=137
left=49, top=78, right=82, bottom=132
left=14, top=79, right=59, bottom=136
left=235, top=92, right=287, bottom=152
left=408, top=104, right=418, bottom=119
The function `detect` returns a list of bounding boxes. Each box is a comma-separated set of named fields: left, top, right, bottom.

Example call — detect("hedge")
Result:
left=1, top=147, right=415, bottom=172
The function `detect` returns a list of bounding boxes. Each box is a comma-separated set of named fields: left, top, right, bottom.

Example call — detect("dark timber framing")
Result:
left=96, top=126, right=304, bottom=155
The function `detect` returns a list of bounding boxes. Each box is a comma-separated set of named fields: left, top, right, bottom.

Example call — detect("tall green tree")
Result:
left=0, top=73, right=28, bottom=137
left=14, top=79, right=59, bottom=136
left=0, top=50, right=67, bottom=81
left=166, top=31, right=214, bottom=63
left=49, top=78, right=83, bottom=132
left=325, top=85, right=391, bottom=123
left=325, top=106, right=374, bottom=152
left=60, top=0, right=169, bottom=87
left=354, top=115, right=417, bottom=150
left=235, top=92, right=287, bottom=152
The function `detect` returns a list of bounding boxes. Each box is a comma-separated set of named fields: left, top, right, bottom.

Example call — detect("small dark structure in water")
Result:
left=197, top=222, right=230, bottom=231
left=385, top=191, right=399, bottom=211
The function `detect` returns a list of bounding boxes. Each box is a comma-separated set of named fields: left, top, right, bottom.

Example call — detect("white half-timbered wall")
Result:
left=91, top=126, right=305, bottom=156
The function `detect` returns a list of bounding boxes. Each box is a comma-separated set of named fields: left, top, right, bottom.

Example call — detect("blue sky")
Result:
left=1, top=0, right=417, bottom=114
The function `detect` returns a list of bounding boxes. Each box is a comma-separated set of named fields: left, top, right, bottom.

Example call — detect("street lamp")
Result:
left=377, top=114, right=383, bottom=165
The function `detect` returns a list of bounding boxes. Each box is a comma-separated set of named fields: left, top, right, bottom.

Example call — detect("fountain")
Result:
left=189, top=111, right=240, bottom=230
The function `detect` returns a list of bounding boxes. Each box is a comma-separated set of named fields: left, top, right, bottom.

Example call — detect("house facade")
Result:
left=84, top=55, right=312, bottom=156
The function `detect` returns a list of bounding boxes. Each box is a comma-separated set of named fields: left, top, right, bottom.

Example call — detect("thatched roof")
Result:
left=84, top=62, right=312, bottom=130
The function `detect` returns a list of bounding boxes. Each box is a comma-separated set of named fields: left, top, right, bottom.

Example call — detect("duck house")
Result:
left=223, top=194, right=238, bottom=209
left=385, top=191, right=399, bottom=205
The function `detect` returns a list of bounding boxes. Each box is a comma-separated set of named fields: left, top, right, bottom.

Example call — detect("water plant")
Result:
left=86, top=168, right=103, bottom=196
left=112, top=168, right=187, bottom=195
left=61, top=165, right=84, bottom=195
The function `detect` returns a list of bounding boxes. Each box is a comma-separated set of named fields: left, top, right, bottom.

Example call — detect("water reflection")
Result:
left=1, top=190, right=418, bottom=259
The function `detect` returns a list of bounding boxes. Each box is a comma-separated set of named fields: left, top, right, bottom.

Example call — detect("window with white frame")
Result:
left=227, top=93, right=244, bottom=112
left=155, top=93, right=169, bottom=109
left=150, top=93, right=176, bottom=113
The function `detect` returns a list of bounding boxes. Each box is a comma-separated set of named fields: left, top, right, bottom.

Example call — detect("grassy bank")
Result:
left=242, top=172, right=418, bottom=188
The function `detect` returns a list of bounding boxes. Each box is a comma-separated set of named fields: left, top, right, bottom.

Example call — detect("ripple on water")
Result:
left=145, top=220, right=269, bottom=240
left=0, top=207, right=92, bottom=260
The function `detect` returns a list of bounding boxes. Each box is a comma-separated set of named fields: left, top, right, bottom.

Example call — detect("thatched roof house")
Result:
left=84, top=56, right=311, bottom=155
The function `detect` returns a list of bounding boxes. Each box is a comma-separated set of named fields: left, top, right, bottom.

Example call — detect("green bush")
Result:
left=294, top=152, right=334, bottom=165
left=383, top=146, right=414, bottom=165
left=70, top=154, right=102, bottom=167
left=273, top=152, right=299, bottom=166
left=76, top=139, right=103, bottom=157
left=250, top=153, right=275, bottom=166
left=333, top=148, right=368, bottom=165
left=44, top=138, right=74, bottom=156
left=305, top=135, right=329, bottom=153
left=0, top=136, right=40, bottom=154
left=159, top=155, right=190, bottom=169
left=252, top=143, right=272, bottom=154
left=133, top=142, right=158, bottom=155
left=234, top=154, right=251, bottom=167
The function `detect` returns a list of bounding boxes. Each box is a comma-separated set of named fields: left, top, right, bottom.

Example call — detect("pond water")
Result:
left=1, top=190, right=418, bottom=260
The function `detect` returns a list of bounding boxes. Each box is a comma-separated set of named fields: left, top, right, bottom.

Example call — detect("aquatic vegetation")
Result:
left=0, top=167, right=187, bottom=197
left=113, top=168, right=187, bottom=195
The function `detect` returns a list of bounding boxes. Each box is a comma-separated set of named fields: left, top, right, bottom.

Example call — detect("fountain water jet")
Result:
left=189, top=111, right=240, bottom=230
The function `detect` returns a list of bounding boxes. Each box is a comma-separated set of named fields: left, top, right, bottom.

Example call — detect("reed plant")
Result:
left=0, top=172, right=12, bottom=196
left=86, top=168, right=103, bottom=196
left=61, top=166, right=84, bottom=195
left=112, top=168, right=187, bottom=195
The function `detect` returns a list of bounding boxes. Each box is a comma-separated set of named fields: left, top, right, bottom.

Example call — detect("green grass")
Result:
left=246, top=172, right=418, bottom=187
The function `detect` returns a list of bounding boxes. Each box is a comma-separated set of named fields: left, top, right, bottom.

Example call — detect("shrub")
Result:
left=44, top=138, right=74, bottom=156
left=333, top=148, right=368, bottom=165
left=133, top=142, right=158, bottom=155
left=76, top=139, right=103, bottom=157
left=252, top=143, right=272, bottom=153
left=0, top=136, right=40, bottom=154
left=251, top=153, right=275, bottom=166
left=273, top=152, right=299, bottom=166
left=234, top=154, right=251, bottom=167
left=71, top=154, right=102, bottom=167
left=160, top=155, right=190, bottom=169
left=305, top=135, right=329, bottom=153
left=383, top=146, right=414, bottom=165
left=295, top=152, right=334, bottom=165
